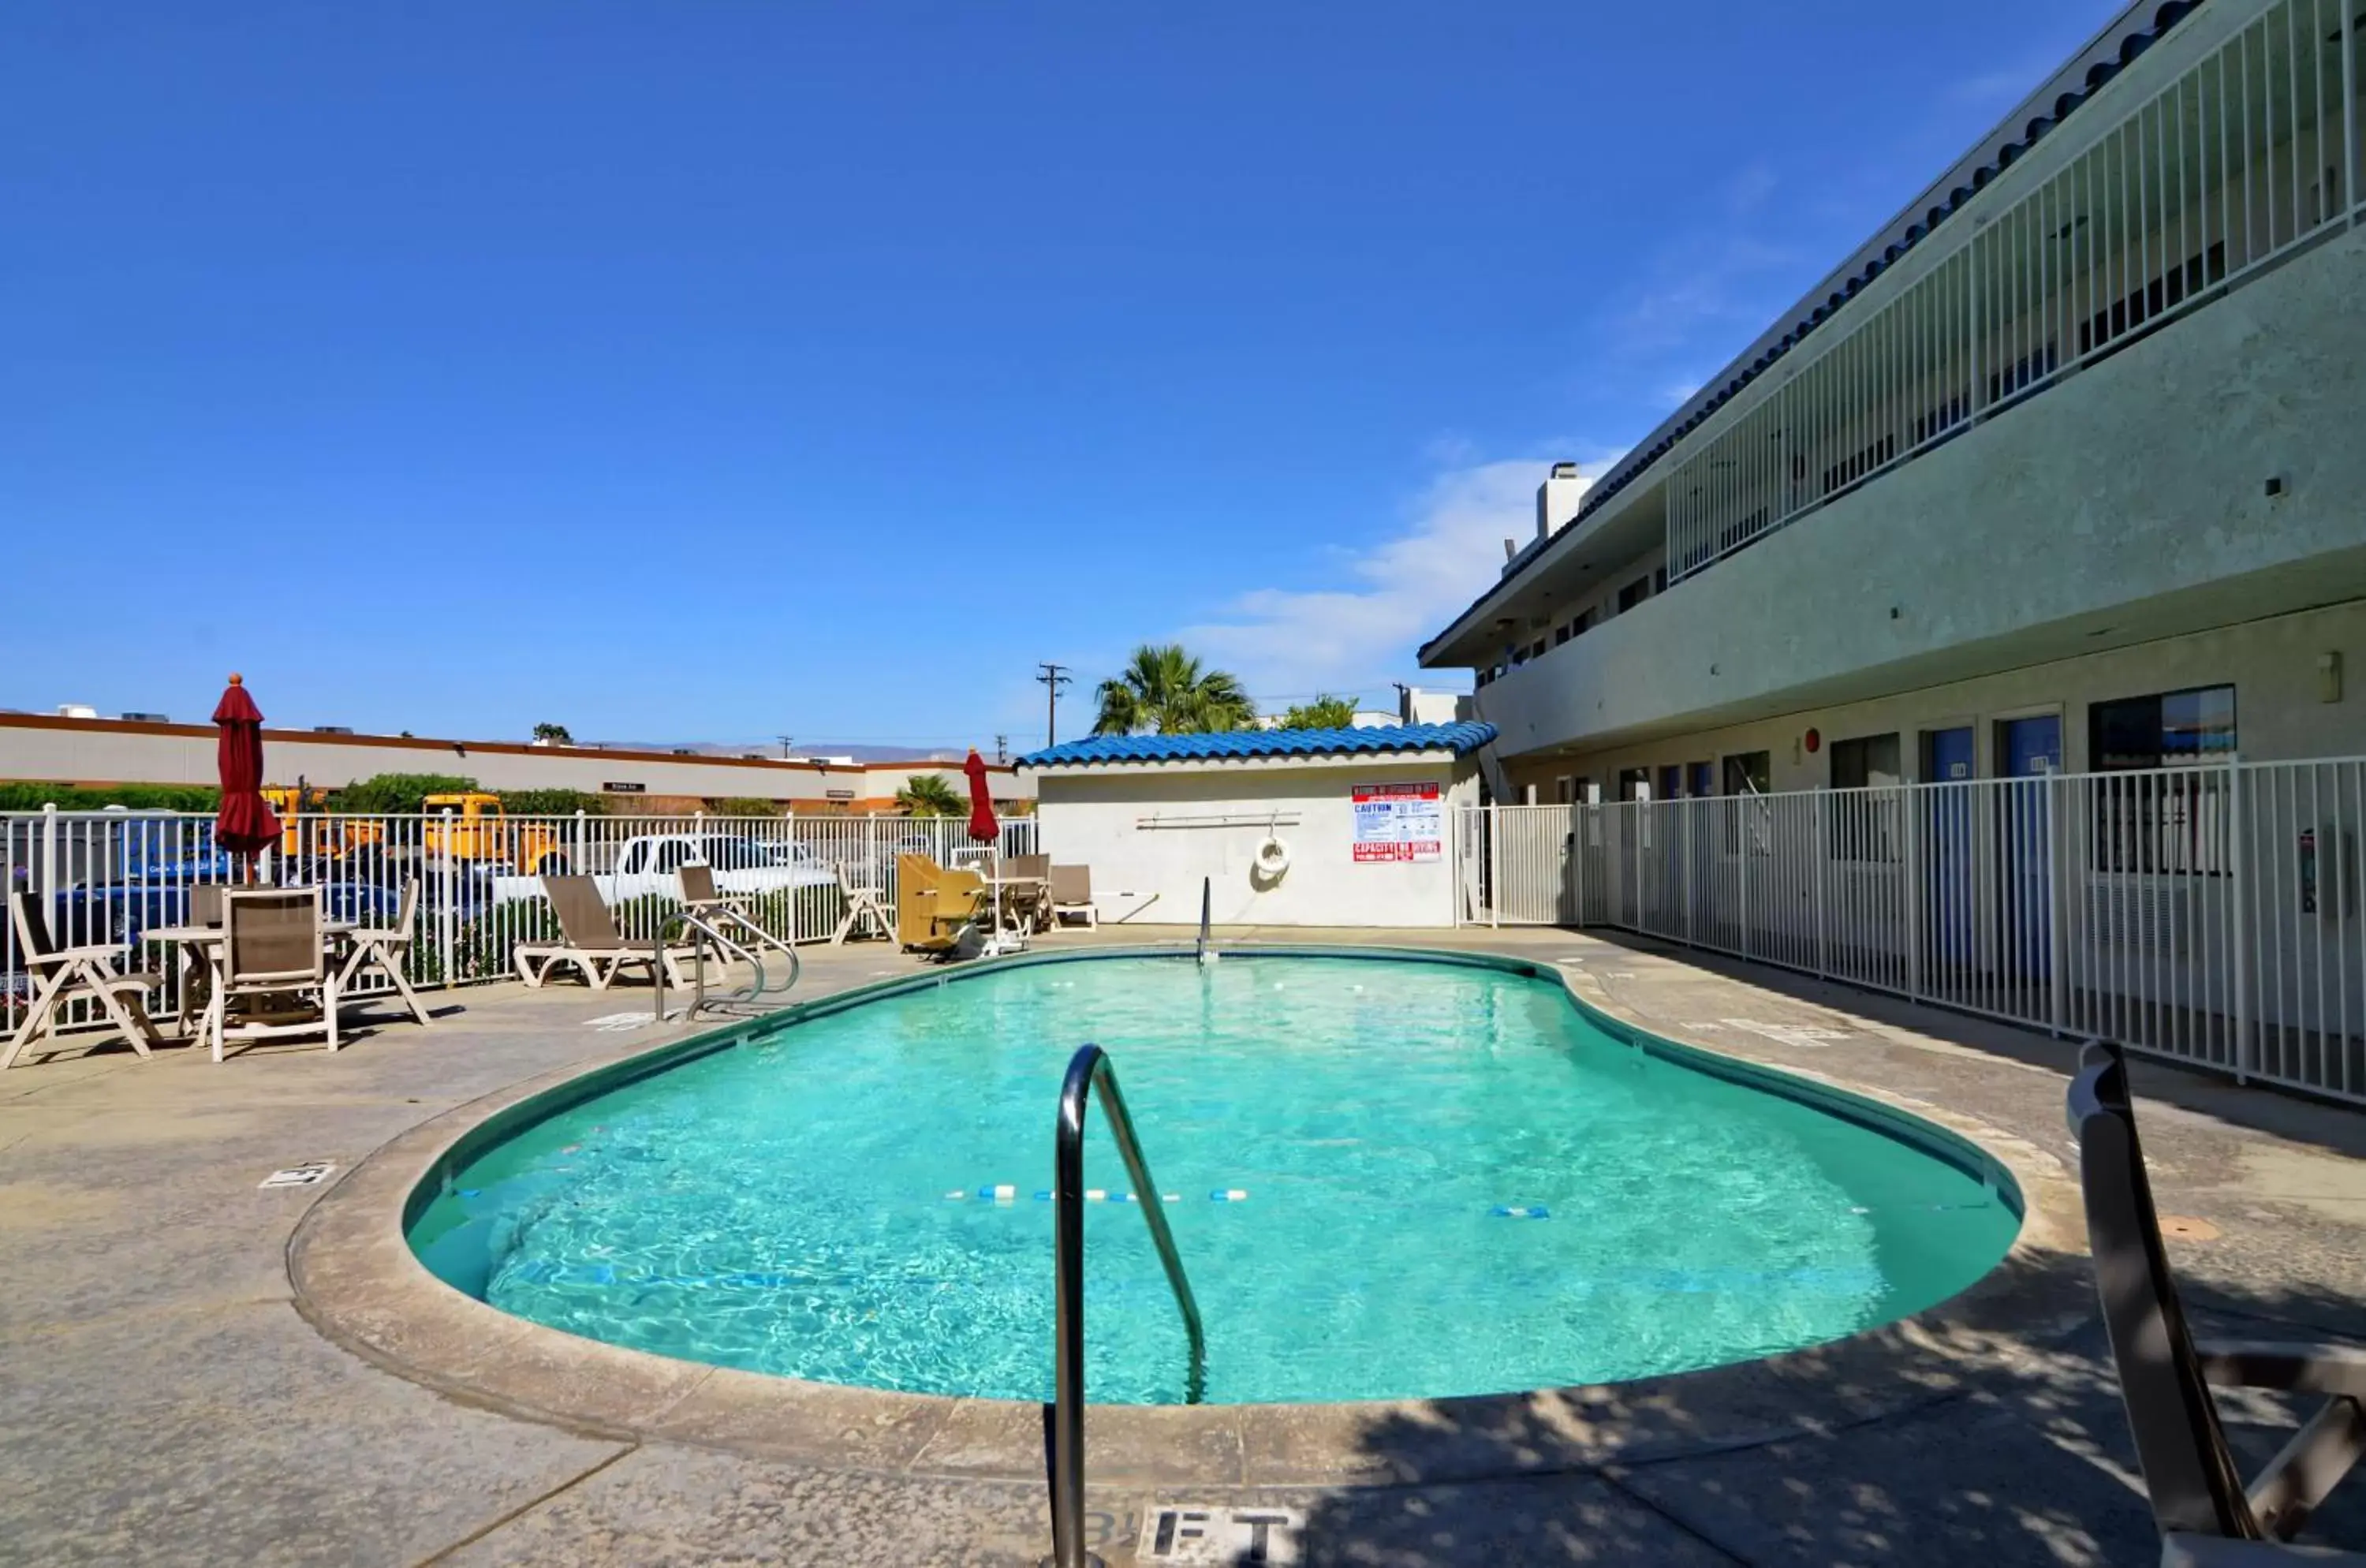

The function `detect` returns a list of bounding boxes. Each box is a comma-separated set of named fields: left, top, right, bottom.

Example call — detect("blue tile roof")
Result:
left=1020, top=722, right=1498, bottom=769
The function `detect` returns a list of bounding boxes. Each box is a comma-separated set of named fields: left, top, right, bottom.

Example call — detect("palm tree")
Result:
left=1278, top=693, right=1359, bottom=730
left=1092, top=644, right=1257, bottom=736
left=894, top=774, right=966, bottom=816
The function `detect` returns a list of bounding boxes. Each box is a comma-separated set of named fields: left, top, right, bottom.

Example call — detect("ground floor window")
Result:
left=1719, top=752, right=1771, bottom=854
left=1827, top=732, right=1901, bottom=861
left=2090, top=684, right=2236, bottom=771
left=1828, top=733, right=1901, bottom=790
left=2089, top=685, right=2234, bottom=875
left=1720, top=752, right=1770, bottom=796
left=1617, top=767, right=1651, bottom=801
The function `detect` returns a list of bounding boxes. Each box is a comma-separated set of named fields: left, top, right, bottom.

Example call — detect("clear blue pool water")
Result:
left=409, top=954, right=2018, bottom=1405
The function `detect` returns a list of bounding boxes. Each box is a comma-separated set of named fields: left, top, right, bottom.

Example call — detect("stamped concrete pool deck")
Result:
left=3, top=925, right=2361, bottom=1566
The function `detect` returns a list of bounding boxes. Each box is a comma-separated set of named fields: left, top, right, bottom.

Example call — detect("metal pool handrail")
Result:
left=1050, top=1043, right=1206, bottom=1568
left=1196, top=875, right=1211, bottom=965
left=651, top=908, right=800, bottom=1024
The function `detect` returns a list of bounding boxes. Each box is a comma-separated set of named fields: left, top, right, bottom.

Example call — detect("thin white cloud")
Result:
left=1184, top=457, right=1611, bottom=703
left=1604, top=234, right=1799, bottom=357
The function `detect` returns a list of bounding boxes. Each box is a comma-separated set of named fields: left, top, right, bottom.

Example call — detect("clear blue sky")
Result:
left=2, top=1, right=2114, bottom=752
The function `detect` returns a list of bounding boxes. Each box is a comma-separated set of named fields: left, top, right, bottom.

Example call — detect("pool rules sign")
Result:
left=1351, top=781, right=1443, bottom=863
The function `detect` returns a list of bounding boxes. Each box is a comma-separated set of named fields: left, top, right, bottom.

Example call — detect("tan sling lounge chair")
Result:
left=2070, top=1040, right=2366, bottom=1564
left=677, top=862, right=800, bottom=965
left=208, top=887, right=339, bottom=1062
left=1049, top=864, right=1099, bottom=929
left=895, top=853, right=987, bottom=957
left=515, top=875, right=696, bottom=991
left=4, top=890, right=164, bottom=1069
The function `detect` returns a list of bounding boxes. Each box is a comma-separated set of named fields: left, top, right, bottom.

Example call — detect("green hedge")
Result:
left=0, top=782, right=222, bottom=812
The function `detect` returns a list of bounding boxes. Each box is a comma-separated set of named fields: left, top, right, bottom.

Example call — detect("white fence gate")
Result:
left=2, top=808, right=1037, bottom=1032
left=1458, top=758, right=2366, bottom=1106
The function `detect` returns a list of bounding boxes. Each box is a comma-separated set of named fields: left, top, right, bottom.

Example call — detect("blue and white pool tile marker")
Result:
left=1210, top=1189, right=1249, bottom=1202
left=949, top=1185, right=1188, bottom=1204
left=1491, top=1204, right=1551, bottom=1219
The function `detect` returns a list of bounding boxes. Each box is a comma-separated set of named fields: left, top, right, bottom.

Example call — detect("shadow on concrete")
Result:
left=1571, top=927, right=2366, bottom=1163
left=1295, top=1260, right=2366, bottom=1567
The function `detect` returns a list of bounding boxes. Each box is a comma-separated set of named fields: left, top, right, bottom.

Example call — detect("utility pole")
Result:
left=1036, top=663, right=1072, bottom=748
left=776, top=734, right=795, bottom=759
left=995, top=734, right=1009, bottom=766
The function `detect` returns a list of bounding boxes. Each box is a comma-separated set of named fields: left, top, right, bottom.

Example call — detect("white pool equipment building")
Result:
left=1018, top=723, right=1496, bottom=928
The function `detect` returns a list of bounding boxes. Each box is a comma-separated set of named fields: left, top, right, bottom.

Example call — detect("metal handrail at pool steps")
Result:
left=1049, top=1041, right=1204, bottom=1568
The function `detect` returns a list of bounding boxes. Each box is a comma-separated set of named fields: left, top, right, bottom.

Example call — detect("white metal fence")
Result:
left=2, top=808, right=1037, bottom=1033
left=1460, top=757, right=2366, bottom=1105
left=1666, top=0, right=2363, bottom=584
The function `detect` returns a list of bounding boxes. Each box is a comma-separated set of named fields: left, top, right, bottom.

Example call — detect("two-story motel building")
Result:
left=1422, top=0, right=2365, bottom=806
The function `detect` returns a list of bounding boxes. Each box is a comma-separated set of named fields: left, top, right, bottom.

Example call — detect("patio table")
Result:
left=144, top=920, right=356, bottom=1037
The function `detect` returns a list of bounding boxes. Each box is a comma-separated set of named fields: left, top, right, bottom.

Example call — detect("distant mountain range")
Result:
left=584, top=740, right=986, bottom=765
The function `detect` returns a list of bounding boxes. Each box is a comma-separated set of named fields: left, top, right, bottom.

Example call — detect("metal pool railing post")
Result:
left=1049, top=1043, right=1204, bottom=1568
left=436, top=810, right=456, bottom=987
left=1196, top=876, right=1211, bottom=965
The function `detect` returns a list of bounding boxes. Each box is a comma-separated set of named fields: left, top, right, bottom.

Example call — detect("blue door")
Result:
left=1924, top=729, right=1976, bottom=972
left=1998, top=716, right=2062, bottom=984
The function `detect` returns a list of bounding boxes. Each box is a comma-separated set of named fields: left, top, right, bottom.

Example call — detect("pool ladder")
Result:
left=1047, top=1043, right=1206, bottom=1568
left=1196, top=875, right=1214, bottom=967
left=651, top=906, right=801, bottom=1025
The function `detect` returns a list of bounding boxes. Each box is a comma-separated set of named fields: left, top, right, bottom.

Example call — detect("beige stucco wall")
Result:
left=1477, top=222, right=2366, bottom=763
left=1032, top=756, right=1479, bottom=928
left=1504, top=598, right=2366, bottom=797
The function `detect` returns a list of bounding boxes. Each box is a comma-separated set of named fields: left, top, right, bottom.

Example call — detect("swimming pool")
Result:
left=408, top=950, right=2020, bottom=1406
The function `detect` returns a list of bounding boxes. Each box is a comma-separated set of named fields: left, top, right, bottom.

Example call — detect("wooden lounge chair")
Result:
left=208, top=887, right=338, bottom=1062
left=895, top=853, right=987, bottom=957
left=515, top=875, right=695, bottom=991
left=1049, top=864, right=1099, bottom=930
left=4, top=890, right=164, bottom=1069
left=336, top=878, right=431, bottom=1027
left=2069, top=1040, right=2366, bottom=1565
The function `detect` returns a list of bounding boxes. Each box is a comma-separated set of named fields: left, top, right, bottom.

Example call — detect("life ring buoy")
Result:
left=1253, top=835, right=1292, bottom=878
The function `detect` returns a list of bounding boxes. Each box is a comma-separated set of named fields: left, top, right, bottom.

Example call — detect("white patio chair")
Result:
left=831, top=862, right=897, bottom=946
left=336, top=879, right=431, bottom=1027
left=4, top=890, right=164, bottom=1069
left=207, top=887, right=339, bottom=1062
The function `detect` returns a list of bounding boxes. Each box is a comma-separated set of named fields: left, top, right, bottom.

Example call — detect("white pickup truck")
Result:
left=490, top=832, right=839, bottom=908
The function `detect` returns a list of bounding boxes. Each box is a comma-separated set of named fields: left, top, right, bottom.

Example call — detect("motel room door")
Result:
left=1923, top=728, right=1975, bottom=974
left=1997, top=715, right=2062, bottom=987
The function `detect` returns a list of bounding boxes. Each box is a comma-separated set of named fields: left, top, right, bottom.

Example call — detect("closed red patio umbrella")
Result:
left=213, top=674, right=281, bottom=880
left=963, top=749, right=998, bottom=846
